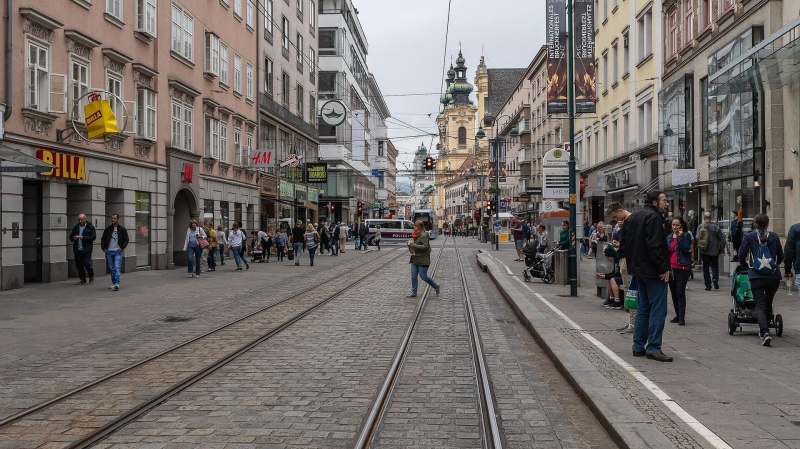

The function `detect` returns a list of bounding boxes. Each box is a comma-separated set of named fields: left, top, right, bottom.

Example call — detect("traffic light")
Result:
left=357, top=201, right=363, bottom=213
left=331, top=204, right=336, bottom=212
left=486, top=200, right=493, bottom=212
left=424, top=157, right=434, bottom=170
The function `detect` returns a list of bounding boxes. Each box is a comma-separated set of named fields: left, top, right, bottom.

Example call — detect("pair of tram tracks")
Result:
left=0, top=247, right=407, bottom=448
left=354, top=237, right=504, bottom=448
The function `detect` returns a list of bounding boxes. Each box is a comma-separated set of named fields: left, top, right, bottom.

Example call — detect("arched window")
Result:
left=458, top=126, right=466, bottom=145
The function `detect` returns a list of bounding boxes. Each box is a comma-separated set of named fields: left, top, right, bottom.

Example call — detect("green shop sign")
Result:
left=279, top=180, right=294, bottom=200
left=308, top=187, right=319, bottom=203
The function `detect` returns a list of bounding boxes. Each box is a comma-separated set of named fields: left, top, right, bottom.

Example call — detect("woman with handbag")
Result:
left=305, top=223, right=320, bottom=266
left=183, top=220, right=207, bottom=278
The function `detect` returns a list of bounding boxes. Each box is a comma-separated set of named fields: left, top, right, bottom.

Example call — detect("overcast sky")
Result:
left=356, top=1, right=546, bottom=184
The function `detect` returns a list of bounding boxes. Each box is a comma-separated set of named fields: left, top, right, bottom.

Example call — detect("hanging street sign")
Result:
left=320, top=100, right=346, bottom=126
left=280, top=153, right=302, bottom=168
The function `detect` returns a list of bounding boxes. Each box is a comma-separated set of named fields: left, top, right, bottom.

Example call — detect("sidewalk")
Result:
left=477, top=241, right=800, bottom=449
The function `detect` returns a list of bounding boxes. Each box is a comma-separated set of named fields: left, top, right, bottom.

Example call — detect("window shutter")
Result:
left=123, top=100, right=136, bottom=134
left=48, top=73, right=67, bottom=114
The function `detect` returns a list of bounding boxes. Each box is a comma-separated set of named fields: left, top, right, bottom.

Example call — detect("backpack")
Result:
left=697, top=223, right=710, bottom=251
left=750, top=231, right=778, bottom=275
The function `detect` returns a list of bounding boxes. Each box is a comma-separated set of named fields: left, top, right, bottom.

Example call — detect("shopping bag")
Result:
left=624, top=276, right=638, bottom=310
left=84, top=94, right=119, bottom=139
left=287, top=249, right=295, bottom=261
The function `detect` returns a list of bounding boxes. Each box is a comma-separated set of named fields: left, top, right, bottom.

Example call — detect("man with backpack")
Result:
left=695, top=212, right=729, bottom=291
left=739, top=213, right=783, bottom=346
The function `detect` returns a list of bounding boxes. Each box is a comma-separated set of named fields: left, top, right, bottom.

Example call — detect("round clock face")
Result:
left=320, top=100, right=346, bottom=126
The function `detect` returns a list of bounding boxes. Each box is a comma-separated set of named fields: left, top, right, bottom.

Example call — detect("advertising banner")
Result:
left=305, top=163, right=328, bottom=183
left=488, top=139, right=507, bottom=183
left=546, top=0, right=567, bottom=114
left=84, top=94, right=119, bottom=139
left=574, top=0, right=596, bottom=113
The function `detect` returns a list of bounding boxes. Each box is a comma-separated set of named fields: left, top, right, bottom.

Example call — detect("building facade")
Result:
left=257, top=0, right=321, bottom=229
left=658, top=0, right=800, bottom=237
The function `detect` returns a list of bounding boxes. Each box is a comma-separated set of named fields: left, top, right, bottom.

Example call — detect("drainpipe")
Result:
left=4, top=0, right=12, bottom=121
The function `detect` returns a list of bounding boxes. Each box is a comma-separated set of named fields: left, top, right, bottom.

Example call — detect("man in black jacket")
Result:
left=358, top=221, right=369, bottom=252
left=100, top=213, right=129, bottom=291
left=69, top=214, right=97, bottom=285
left=619, top=191, right=672, bottom=362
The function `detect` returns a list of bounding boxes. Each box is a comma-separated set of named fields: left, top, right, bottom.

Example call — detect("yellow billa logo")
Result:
left=554, top=149, right=563, bottom=158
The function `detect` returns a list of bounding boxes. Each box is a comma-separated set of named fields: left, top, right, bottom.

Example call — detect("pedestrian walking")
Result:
left=318, top=221, right=330, bottom=255
left=667, top=217, right=692, bottom=326
left=305, top=223, right=320, bottom=266
left=274, top=228, right=287, bottom=261
left=619, top=191, right=672, bottom=362
left=359, top=221, right=369, bottom=252
left=523, top=221, right=531, bottom=243
left=216, top=225, right=227, bottom=265
left=695, top=212, right=729, bottom=291
left=582, top=220, right=591, bottom=256
left=739, top=213, right=783, bottom=346
left=290, top=220, right=306, bottom=266
left=183, top=220, right=206, bottom=278
left=407, top=220, right=441, bottom=298
left=330, top=222, right=340, bottom=256
left=238, top=223, right=250, bottom=269
left=257, top=229, right=271, bottom=263
left=512, top=218, right=525, bottom=261
left=227, top=222, right=246, bottom=270
left=69, top=214, right=97, bottom=285
left=207, top=221, right=218, bottom=272
left=100, top=213, right=129, bottom=291
left=338, top=221, right=347, bottom=253
left=374, top=225, right=382, bottom=250
left=199, top=221, right=211, bottom=273
left=785, top=220, right=800, bottom=296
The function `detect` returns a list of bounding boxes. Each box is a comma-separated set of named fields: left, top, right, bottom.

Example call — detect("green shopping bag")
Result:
left=624, top=276, right=638, bottom=310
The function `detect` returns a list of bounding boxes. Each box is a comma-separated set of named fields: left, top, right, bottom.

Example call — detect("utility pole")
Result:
left=567, top=0, right=578, bottom=296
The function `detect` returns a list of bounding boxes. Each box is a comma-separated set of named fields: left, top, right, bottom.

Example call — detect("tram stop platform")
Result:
left=477, top=243, right=800, bottom=449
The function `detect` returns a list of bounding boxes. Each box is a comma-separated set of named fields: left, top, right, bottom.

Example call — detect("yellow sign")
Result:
left=36, top=149, right=86, bottom=180
left=84, top=94, right=119, bottom=139
left=554, top=149, right=563, bottom=159
left=569, top=193, right=577, bottom=204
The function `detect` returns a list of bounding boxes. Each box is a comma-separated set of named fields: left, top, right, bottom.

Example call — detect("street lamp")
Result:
left=476, top=115, right=518, bottom=250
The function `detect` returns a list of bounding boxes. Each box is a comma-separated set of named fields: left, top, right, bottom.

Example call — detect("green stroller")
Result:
left=728, top=265, right=783, bottom=336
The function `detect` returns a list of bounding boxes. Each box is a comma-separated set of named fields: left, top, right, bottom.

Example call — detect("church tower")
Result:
left=434, top=49, right=478, bottom=225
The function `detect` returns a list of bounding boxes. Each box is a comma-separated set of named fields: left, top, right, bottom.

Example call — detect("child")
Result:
left=597, top=245, right=623, bottom=309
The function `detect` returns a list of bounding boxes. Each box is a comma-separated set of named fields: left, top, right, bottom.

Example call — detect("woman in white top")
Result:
left=227, top=222, right=247, bottom=270
left=183, top=220, right=206, bottom=278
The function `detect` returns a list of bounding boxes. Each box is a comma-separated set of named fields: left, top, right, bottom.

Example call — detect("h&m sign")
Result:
left=36, top=149, right=86, bottom=180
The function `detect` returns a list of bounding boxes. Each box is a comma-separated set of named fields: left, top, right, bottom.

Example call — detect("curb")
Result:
left=477, top=251, right=676, bottom=449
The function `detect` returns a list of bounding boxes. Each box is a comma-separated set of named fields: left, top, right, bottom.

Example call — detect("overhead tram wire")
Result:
left=438, top=0, right=453, bottom=112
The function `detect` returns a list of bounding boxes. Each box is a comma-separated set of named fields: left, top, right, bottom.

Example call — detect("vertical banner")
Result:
left=574, top=0, right=596, bottom=113
left=488, top=139, right=508, bottom=183
left=546, top=0, right=567, bottom=114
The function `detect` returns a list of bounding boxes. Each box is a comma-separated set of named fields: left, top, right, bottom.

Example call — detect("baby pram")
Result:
left=727, top=265, right=783, bottom=336
left=521, top=241, right=555, bottom=284
left=250, top=237, right=264, bottom=263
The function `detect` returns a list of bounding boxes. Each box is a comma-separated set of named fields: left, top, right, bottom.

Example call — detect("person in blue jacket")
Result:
left=738, top=213, right=784, bottom=346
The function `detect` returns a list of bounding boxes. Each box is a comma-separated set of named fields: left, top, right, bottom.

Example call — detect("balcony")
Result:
left=517, top=118, right=531, bottom=133
left=259, top=93, right=318, bottom=139
left=517, top=147, right=532, bottom=166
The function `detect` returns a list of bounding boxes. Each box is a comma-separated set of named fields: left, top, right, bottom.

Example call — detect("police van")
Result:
left=364, top=219, right=416, bottom=245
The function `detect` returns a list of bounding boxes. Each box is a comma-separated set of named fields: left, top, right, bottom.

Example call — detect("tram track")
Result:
left=0, top=247, right=407, bottom=448
left=354, top=236, right=504, bottom=448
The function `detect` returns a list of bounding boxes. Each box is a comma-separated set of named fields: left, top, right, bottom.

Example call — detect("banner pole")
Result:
left=568, top=0, right=578, bottom=296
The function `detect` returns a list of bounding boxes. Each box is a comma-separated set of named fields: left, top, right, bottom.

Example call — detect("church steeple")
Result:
left=450, top=49, right=473, bottom=105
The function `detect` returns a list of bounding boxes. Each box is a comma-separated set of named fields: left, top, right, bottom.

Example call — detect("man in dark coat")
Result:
left=619, top=191, right=672, bottom=362
left=69, top=214, right=97, bottom=284
left=358, top=221, right=369, bottom=251
left=100, top=213, right=129, bottom=291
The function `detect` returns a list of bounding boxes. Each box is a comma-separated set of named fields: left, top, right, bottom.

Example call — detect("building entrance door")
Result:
left=22, top=181, right=43, bottom=283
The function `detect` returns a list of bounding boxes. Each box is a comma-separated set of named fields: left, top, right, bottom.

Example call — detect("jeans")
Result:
left=308, top=246, right=317, bottom=265
left=410, top=264, right=439, bottom=294
left=668, top=269, right=690, bottom=321
left=293, top=242, right=304, bottom=263
left=633, top=276, right=669, bottom=355
left=750, top=278, right=780, bottom=335
left=231, top=245, right=243, bottom=269
left=218, top=243, right=225, bottom=263
left=208, top=247, right=217, bottom=270
left=330, top=239, right=338, bottom=255
left=187, top=245, right=201, bottom=275
left=276, top=245, right=285, bottom=261
left=701, top=254, right=719, bottom=287
left=106, top=250, right=123, bottom=285
left=74, top=250, right=94, bottom=282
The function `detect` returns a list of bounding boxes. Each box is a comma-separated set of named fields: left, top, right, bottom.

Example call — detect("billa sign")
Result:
left=546, top=0, right=567, bottom=114
left=36, top=149, right=86, bottom=180
left=305, top=163, right=328, bottom=183
left=84, top=92, right=119, bottom=139
left=574, top=0, right=596, bottom=113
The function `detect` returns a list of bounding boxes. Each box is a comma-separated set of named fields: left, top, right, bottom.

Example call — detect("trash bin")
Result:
left=555, top=249, right=569, bottom=284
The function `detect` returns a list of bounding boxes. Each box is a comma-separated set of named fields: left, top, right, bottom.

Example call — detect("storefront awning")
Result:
left=0, top=145, right=55, bottom=172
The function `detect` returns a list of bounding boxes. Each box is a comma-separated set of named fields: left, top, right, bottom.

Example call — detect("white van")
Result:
left=364, top=219, right=416, bottom=244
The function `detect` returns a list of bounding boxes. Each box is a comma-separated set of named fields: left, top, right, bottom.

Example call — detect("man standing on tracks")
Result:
left=70, top=214, right=97, bottom=285
left=619, top=191, right=672, bottom=362
left=100, top=213, right=129, bottom=291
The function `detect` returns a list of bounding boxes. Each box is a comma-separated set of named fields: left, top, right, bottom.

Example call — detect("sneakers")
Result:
left=435, top=286, right=441, bottom=296
left=110, top=284, right=119, bottom=291
left=610, top=300, right=622, bottom=310
left=109, top=284, right=116, bottom=290
left=407, top=293, right=417, bottom=298
left=601, top=298, right=613, bottom=308
left=713, top=280, right=720, bottom=290
left=761, top=331, right=772, bottom=346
